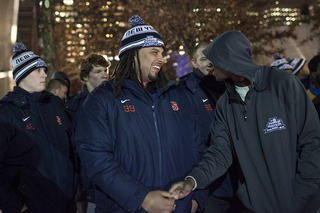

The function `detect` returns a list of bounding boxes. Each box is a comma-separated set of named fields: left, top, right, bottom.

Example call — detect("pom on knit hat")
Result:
left=11, top=42, right=47, bottom=85
left=119, top=15, right=164, bottom=58
left=287, top=57, right=307, bottom=75
left=271, top=53, right=293, bottom=71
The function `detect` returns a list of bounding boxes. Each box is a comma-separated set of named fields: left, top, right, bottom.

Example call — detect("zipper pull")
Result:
left=244, top=104, right=247, bottom=120
left=152, top=105, right=154, bottom=112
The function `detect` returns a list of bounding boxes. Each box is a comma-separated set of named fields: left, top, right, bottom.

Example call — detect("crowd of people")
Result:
left=1, top=15, right=320, bottom=213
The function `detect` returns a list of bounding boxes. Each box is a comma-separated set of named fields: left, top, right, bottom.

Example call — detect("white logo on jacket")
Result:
left=264, top=117, right=286, bottom=134
left=121, top=99, right=130, bottom=103
left=22, top=116, right=30, bottom=121
left=202, top=99, right=208, bottom=102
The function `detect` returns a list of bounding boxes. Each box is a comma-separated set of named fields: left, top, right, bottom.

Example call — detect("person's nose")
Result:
left=42, top=70, right=47, bottom=78
left=158, top=54, right=164, bottom=65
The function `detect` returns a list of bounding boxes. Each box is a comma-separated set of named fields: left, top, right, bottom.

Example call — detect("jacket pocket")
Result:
left=236, top=182, right=252, bottom=210
left=291, top=178, right=319, bottom=212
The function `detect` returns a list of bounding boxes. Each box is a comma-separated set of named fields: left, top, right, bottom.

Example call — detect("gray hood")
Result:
left=203, top=30, right=262, bottom=85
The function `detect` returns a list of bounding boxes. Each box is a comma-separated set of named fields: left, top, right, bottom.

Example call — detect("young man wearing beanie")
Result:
left=75, top=15, right=208, bottom=213
left=170, top=30, right=320, bottom=213
left=0, top=43, right=77, bottom=213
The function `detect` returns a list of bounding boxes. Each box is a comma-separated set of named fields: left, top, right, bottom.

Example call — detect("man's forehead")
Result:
left=141, top=46, right=164, bottom=52
left=195, top=47, right=206, bottom=59
left=92, top=65, right=106, bottom=70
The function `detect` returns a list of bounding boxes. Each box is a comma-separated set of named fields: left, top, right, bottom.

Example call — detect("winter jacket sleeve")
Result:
left=74, top=92, right=150, bottom=213
left=0, top=121, right=25, bottom=213
left=291, top=77, right=320, bottom=204
left=189, top=98, right=234, bottom=190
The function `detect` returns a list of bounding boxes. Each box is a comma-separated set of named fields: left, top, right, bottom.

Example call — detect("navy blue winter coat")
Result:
left=66, top=84, right=89, bottom=127
left=0, top=87, right=77, bottom=213
left=75, top=79, right=208, bottom=213
left=66, top=84, right=95, bottom=203
left=178, top=68, right=233, bottom=199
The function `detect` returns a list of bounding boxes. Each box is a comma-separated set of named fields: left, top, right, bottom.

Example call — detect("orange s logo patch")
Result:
left=170, top=101, right=179, bottom=111
left=56, top=116, right=62, bottom=125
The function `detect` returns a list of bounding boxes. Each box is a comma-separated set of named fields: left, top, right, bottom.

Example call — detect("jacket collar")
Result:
left=183, top=68, right=202, bottom=94
left=0, top=86, right=57, bottom=107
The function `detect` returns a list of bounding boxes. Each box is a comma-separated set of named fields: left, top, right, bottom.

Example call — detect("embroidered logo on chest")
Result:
left=263, top=117, right=286, bottom=134
left=170, top=101, right=179, bottom=111
left=56, top=116, right=62, bottom=125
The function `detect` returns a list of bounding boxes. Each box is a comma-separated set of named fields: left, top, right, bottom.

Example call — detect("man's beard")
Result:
left=148, top=73, right=158, bottom=82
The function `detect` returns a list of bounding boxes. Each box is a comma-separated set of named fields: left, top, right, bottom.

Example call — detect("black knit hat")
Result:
left=11, top=42, right=47, bottom=85
left=119, top=15, right=164, bottom=58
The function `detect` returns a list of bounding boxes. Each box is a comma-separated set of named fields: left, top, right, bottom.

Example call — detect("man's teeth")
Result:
left=153, top=66, right=160, bottom=69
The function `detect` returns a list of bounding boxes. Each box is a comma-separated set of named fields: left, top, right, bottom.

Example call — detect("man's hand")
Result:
left=191, top=199, right=198, bottom=213
left=169, top=177, right=195, bottom=200
left=142, top=190, right=176, bottom=213
left=20, top=204, right=28, bottom=212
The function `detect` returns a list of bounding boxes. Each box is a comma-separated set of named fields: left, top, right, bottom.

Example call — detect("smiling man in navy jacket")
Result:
left=75, top=16, right=208, bottom=213
left=170, top=30, right=320, bottom=213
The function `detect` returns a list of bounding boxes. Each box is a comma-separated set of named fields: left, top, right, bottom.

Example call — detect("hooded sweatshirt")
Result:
left=189, top=30, right=320, bottom=213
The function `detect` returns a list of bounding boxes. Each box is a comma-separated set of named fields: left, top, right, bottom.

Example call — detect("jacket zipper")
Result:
left=152, top=104, right=163, bottom=187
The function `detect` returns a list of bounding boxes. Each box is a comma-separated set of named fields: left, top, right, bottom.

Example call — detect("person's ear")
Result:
left=191, top=59, right=197, bottom=68
left=52, top=87, right=59, bottom=96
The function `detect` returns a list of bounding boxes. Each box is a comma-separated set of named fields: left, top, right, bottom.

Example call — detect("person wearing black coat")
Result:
left=0, top=43, right=77, bottom=213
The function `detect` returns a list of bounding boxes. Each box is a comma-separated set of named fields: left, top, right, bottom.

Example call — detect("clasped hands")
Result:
left=141, top=178, right=196, bottom=213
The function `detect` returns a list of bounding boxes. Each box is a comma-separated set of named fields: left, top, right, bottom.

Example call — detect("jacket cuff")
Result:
left=189, top=167, right=209, bottom=190
left=185, top=176, right=197, bottom=191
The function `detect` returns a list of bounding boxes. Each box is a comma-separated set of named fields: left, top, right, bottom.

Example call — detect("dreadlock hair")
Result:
left=113, top=48, right=168, bottom=99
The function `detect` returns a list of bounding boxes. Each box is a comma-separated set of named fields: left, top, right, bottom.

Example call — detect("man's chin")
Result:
left=148, top=74, right=159, bottom=82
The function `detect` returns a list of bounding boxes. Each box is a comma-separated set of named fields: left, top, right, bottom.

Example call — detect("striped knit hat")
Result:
left=287, top=57, right=307, bottom=75
left=11, top=42, right=47, bottom=85
left=119, top=15, right=164, bottom=58
left=271, top=53, right=293, bottom=71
